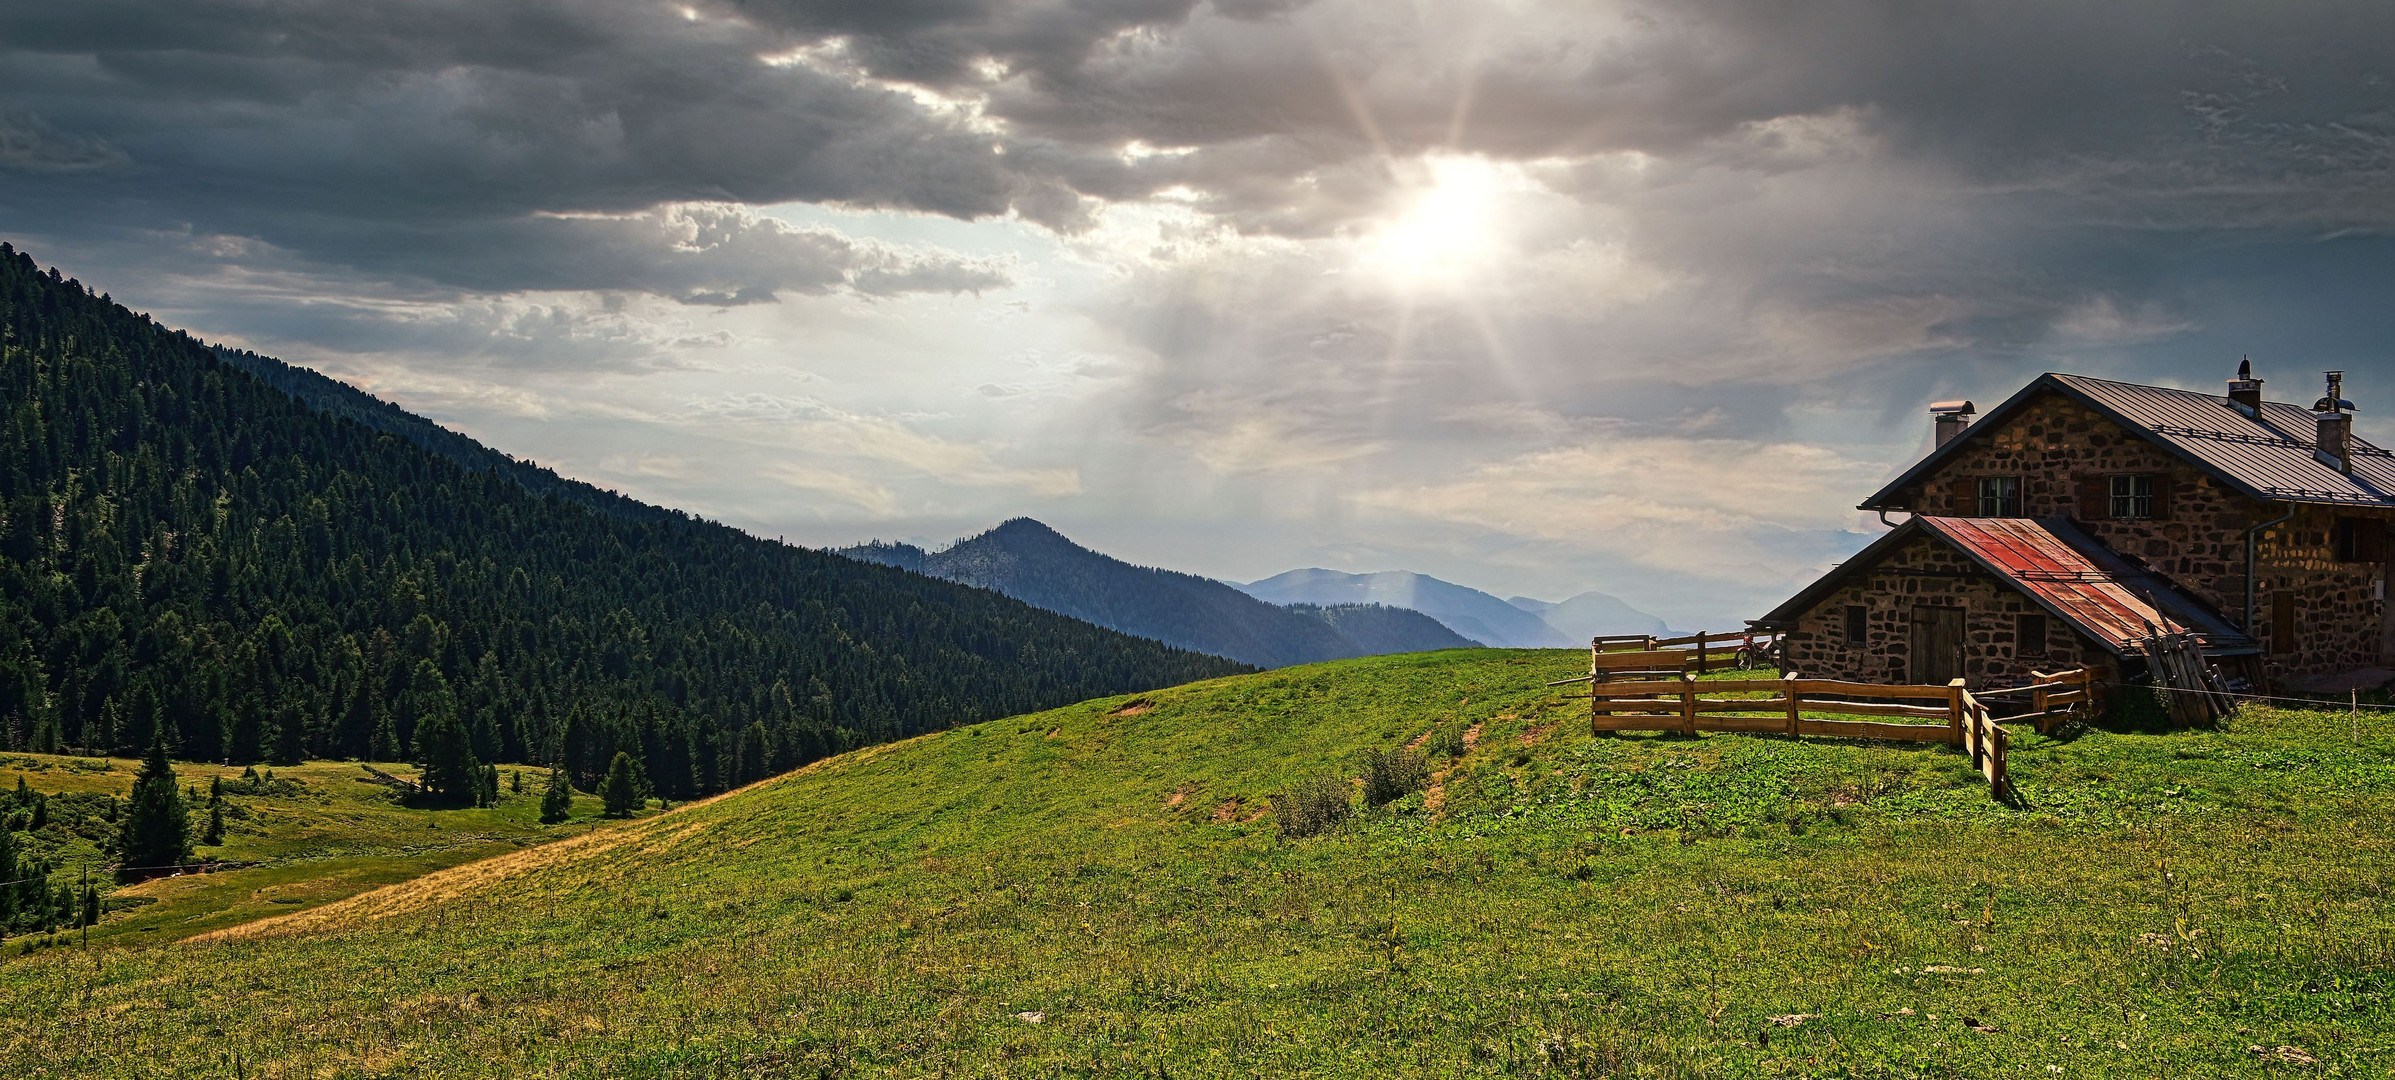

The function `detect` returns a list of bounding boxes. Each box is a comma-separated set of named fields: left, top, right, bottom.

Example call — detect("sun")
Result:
left=1357, top=154, right=1517, bottom=291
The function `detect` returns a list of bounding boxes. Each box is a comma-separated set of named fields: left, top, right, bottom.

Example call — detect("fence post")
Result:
left=1948, top=678, right=1967, bottom=745
left=1993, top=722, right=2010, bottom=797
left=1966, top=701, right=1984, bottom=771
left=1696, top=631, right=1709, bottom=674
left=1681, top=672, right=1698, bottom=737
left=1783, top=671, right=1800, bottom=736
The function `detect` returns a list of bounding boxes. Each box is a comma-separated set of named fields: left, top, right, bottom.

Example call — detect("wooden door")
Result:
left=1910, top=606, right=1965, bottom=685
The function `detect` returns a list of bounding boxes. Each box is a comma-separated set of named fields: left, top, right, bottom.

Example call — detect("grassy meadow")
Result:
left=0, top=755, right=617, bottom=947
left=3, top=648, right=2392, bottom=1077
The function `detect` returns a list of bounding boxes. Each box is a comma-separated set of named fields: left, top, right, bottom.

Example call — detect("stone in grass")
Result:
left=2248, top=1045, right=2316, bottom=1065
left=1014, top=1011, right=1045, bottom=1024
left=1765, top=1014, right=1816, bottom=1027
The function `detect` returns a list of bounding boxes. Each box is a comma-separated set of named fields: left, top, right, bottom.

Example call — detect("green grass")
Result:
left=3, top=648, right=2392, bottom=1077
left=0, top=755, right=620, bottom=946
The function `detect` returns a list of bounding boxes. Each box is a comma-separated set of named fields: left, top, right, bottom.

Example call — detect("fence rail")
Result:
left=1576, top=665, right=2087, bottom=800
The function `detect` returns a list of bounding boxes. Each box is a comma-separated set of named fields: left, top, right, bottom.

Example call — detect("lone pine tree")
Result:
left=599, top=751, right=650, bottom=818
left=411, top=707, right=483, bottom=808
left=116, top=728, right=190, bottom=881
left=539, top=764, right=573, bottom=824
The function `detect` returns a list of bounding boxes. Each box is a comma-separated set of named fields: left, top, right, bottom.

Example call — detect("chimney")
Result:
left=1930, top=400, right=1976, bottom=448
left=2227, top=355, right=2263, bottom=415
left=2314, top=370, right=2355, bottom=473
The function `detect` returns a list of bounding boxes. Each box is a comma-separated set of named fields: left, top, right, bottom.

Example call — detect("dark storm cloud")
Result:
left=0, top=0, right=1036, bottom=299
left=7, top=1, right=2389, bottom=296
left=0, top=107, right=128, bottom=171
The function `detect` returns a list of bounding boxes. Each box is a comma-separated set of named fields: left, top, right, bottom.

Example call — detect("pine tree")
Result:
left=598, top=751, right=650, bottom=817
left=411, top=708, right=481, bottom=808
left=0, top=826, right=17, bottom=928
left=115, top=727, right=190, bottom=881
left=538, top=764, right=572, bottom=824
left=201, top=800, right=224, bottom=846
left=509, top=770, right=523, bottom=795
left=80, top=883, right=98, bottom=930
left=369, top=707, right=401, bottom=763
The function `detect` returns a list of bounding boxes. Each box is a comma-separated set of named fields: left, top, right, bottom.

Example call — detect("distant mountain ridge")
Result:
left=1239, top=568, right=1673, bottom=646
left=0, top=242, right=1243, bottom=789
left=840, top=521, right=1476, bottom=668
left=1509, top=591, right=1675, bottom=643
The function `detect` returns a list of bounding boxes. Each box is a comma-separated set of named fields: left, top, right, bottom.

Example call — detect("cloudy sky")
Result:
left=4, top=1, right=2392, bottom=627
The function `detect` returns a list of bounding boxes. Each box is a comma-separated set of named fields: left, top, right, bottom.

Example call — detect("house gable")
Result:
left=1768, top=525, right=2115, bottom=688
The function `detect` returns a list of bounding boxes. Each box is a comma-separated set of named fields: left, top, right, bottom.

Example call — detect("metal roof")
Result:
left=1755, top=516, right=2257, bottom=657
left=1860, top=372, right=2395, bottom=510
left=1920, top=517, right=2257, bottom=655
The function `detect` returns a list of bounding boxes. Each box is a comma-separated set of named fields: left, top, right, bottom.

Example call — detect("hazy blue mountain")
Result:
left=1286, top=603, right=1478, bottom=654
left=1509, top=591, right=1675, bottom=643
left=1238, top=569, right=1575, bottom=648
left=840, top=521, right=1474, bottom=667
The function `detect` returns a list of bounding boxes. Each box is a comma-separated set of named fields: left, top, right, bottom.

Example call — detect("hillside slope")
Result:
left=842, top=520, right=1468, bottom=666
left=7, top=650, right=2389, bottom=1076
left=211, top=345, right=669, bottom=524
left=0, top=243, right=1242, bottom=786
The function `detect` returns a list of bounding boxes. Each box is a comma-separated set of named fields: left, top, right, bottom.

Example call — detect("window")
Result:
left=2017, top=612, right=2047, bottom=657
left=2335, top=516, right=2386, bottom=562
left=1977, top=476, right=2022, bottom=517
left=2108, top=475, right=2153, bottom=519
left=1843, top=605, right=1868, bottom=645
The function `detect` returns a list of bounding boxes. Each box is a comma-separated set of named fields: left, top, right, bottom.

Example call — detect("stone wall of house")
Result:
left=2253, top=504, right=2388, bottom=678
left=1890, top=390, right=2392, bottom=680
left=1778, top=532, right=2114, bottom=689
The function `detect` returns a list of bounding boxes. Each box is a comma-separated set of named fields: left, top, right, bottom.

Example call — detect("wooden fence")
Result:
left=1548, top=631, right=2099, bottom=799
left=1575, top=669, right=2086, bottom=800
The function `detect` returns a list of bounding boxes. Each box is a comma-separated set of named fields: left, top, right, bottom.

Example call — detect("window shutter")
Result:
left=2077, top=475, right=2109, bottom=521
left=1951, top=479, right=1977, bottom=516
left=2364, top=520, right=2389, bottom=563
left=2148, top=475, right=2171, bottom=521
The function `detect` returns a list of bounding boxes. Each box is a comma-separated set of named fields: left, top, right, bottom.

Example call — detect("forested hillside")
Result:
left=0, top=243, right=1242, bottom=795
left=842, top=519, right=1474, bottom=667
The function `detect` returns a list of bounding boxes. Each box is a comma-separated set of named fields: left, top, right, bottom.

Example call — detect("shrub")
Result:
left=1361, top=747, right=1430, bottom=808
left=1425, top=725, right=1467, bottom=759
left=1271, top=774, right=1353, bottom=839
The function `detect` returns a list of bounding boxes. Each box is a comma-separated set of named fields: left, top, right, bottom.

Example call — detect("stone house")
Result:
left=1756, top=362, right=2393, bottom=690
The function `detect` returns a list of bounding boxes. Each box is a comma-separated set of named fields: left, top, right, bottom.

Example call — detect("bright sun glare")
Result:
left=1359, top=154, right=1516, bottom=291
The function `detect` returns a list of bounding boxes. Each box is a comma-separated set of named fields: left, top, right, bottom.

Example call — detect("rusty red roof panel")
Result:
left=1919, top=516, right=2256, bottom=654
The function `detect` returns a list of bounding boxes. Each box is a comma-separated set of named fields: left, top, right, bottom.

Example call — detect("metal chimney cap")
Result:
left=1928, top=400, right=1976, bottom=416
left=2315, top=370, right=2355, bottom=413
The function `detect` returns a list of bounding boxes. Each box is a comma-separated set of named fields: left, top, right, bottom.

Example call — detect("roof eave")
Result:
left=1855, top=373, right=2299, bottom=511
left=1856, top=375, right=2071, bottom=512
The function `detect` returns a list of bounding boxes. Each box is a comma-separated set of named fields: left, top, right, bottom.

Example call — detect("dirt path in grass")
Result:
left=1423, top=722, right=1482, bottom=817
left=183, top=752, right=856, bottom=946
